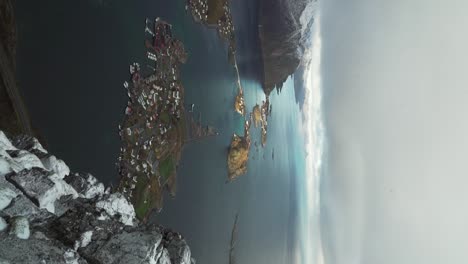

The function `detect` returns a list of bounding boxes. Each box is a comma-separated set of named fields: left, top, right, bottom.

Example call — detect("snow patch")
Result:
left=41, top=155, right=70, bottom=179
left=13, top=150, right=45, bottom=170
left=64, top=249, right=80, bottom=264
left=145, top=243, right=160, bottom=264
left=0, top=132, right=16, bottom=151
left=11, top=216, right=30, bottom=239
left=96, top=213, right=109, bottom=221
left=0, top=217, right=7, bottom=231
left=74, top=230, right=93, bottom=250
left=0, top=187, right=17, bottom=210
left=0, top=158, right=11, bottom=177
left=41, top=173, right=78, bottom=213
left=83, top=174, right=104, bottom=199
left=96, top=193, right=135, bottom=226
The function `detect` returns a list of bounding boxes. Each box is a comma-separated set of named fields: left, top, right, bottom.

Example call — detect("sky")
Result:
left=313, top=0, right=468, bottom=263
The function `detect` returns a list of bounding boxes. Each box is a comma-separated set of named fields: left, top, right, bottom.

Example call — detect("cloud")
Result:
left=321, top=0, right=468, bottom=263
left=299, top=8, right=326, bottom=264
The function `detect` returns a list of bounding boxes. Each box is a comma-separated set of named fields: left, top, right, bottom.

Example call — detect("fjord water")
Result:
left=15, top=0, right=307, bottom=263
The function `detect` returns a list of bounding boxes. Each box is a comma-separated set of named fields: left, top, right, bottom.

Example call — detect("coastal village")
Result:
left=118, top=18, right=189, bottom=220
left=117, top=3, right=274, bottom=220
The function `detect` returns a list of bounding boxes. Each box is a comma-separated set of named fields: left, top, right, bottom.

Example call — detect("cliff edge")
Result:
left=0, top=0, right=33, bottom=136
left=0, top=131, right=194, bottom=264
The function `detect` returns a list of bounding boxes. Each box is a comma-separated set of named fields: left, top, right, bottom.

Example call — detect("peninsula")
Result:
left=118, top=18, right=188, bottom=220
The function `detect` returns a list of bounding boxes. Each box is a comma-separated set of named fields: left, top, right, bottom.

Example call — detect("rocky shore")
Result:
left=0, top=131, right=194, bottom=264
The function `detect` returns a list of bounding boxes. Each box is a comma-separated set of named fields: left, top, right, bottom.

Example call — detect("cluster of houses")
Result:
left=186, top=0, right=208, bottom=23
left=216, top=2, right=235, bottom=43
left=117, top=18, right=187, bottom=201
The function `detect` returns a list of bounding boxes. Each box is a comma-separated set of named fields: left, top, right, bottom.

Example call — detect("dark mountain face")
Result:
left=293, top=64, right=306, bottom=110
left=258, top=0, right=314, bottom=94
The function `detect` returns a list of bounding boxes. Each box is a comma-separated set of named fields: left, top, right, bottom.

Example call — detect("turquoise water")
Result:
left=15, top=0, right=307, bottom=263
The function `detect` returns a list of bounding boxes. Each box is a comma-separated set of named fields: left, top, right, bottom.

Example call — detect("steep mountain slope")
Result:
left=259, top=0, right=317, bottom=94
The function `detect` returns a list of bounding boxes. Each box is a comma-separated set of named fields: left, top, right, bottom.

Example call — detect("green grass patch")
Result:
left=207, top=0, right=227, bottom=24
left=159, top=155, right=175, bottom=185
left=160, top=112, right=170, bottom=123
left=135, top=196, right=152, bottom=220
left=134, top=176, right=150, bottom=220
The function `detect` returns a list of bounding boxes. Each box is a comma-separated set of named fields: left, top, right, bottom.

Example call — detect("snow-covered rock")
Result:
left=0, top=131, right=194, bottom=263
left=96, top=193, right=136, bottom=226
left=165, top=231, right=193, bottom=264
left=64, top=249, right=81, bottom=264
left=10, top=150, right=45, bottom=170
left=74, top=230, right=93, bottom=250
left=0, top=216, right=7, bottom=231
left=0, top=132, right=16, bottom=151
left=90, top=230, right=163, bottom=264
left=0, top=195, right=51, bottom=222
left=155, top=248, right=172, bottom=264
left=41, top=155, right=70, bottom=179
left=11, top=134, right=47, bottom=154
left=65, top=173, right=105, bottom=199
left=0, top=157, right=11, bottom=177
left=7, top=168, right=78, bottom=213
left=83, top=174, right=105, bottom=199
left=0, top=186, right=17, bottom=210
left=10, top=216, right=30, bottom=239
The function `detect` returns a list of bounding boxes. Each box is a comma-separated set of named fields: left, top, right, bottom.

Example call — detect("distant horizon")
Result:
left=298, top=3, right=325, bottom=264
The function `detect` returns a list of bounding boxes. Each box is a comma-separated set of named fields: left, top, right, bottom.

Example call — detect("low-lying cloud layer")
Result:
left=321, top=0, right=468, bottom=263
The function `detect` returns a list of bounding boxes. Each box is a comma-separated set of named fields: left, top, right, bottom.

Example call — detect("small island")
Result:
left=227, top=119, right=251, bottom=181
left=260, top=97, right=271, bottom=147
left=251, top=97, right=270, bottom=147
left=234, top=86, right=245, bottom=116
left=118, top=18, right=188, bottom=220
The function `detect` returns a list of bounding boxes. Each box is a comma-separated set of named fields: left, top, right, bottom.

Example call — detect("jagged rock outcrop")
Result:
left=259, top=0, right=316, bottom=94
left=0, top=131, right=195, bottom=264
left=227, top=134, right=250, bottom=181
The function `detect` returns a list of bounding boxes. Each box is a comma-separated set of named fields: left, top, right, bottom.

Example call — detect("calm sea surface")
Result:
left=15, top=0, right=306, bottom=263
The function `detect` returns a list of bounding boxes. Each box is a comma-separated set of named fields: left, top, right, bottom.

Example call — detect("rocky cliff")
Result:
left=259, top=0, right=316, bottom=94
left=227, top=133, right=250, bottom=181
left=0, top=131, right=194, bottom=264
